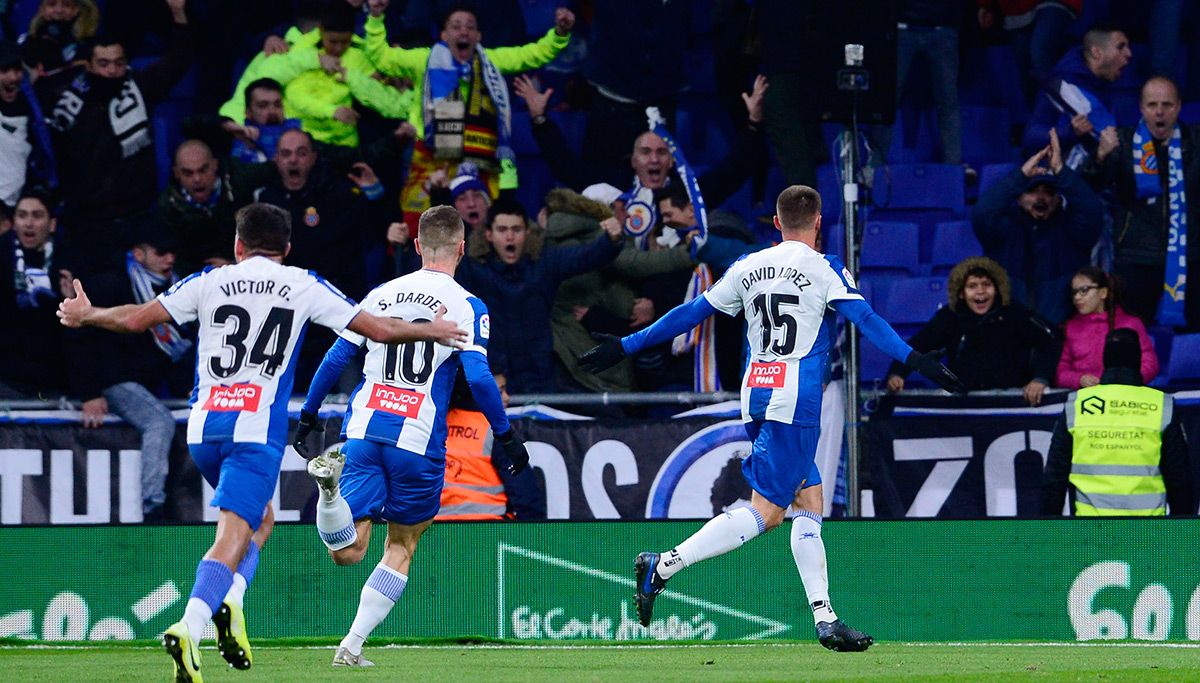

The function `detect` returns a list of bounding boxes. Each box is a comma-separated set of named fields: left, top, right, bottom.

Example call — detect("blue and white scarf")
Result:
left=126, top=251, right=192, bottom=361
left=630, top=108, right=719, bottom=391
left=1133, top=121, right=1188, bottom=326
left=422, top=41, right=514, bottom=165
left=10, top=235, right=54, bottom=309
left=1048, top=79, right=1116, bottom=169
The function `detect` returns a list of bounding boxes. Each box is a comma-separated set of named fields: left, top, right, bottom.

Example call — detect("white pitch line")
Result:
left=7, top=641, right=1200, bottom=651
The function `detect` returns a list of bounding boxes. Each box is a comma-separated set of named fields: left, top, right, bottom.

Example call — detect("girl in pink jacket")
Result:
left=1055, top=267, right=1159, bottom=388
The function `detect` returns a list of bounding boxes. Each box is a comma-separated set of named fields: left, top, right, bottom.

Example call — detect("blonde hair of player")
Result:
left=415, top=205, right=466, bottom=269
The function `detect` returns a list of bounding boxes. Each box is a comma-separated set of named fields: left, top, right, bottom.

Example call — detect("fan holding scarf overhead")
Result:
left=361, top=0, right=575, bottom=230
left=1081, top=76, right=1200, bottom=330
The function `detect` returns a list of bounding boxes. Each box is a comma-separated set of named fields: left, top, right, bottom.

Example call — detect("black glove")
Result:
left=495, top=428, right=530, bottom=475
left=578, top=333, right=626, bottom=374
left=292, top=409, right=323, bottom=458
left=905, top=350, right=968, bottom=394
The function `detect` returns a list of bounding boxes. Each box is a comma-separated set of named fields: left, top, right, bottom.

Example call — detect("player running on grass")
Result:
left=292, top=205, right=529, bottom=667
left=579, top=185, right=964, bottom=651
left=57, top=203, right=466, bottom=682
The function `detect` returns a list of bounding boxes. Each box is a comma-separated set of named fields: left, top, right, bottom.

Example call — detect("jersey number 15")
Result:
left=751, top=293, right=800, bottom=355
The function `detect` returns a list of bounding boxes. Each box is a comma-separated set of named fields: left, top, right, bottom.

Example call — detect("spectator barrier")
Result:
left=2, top=391, right=1199, bottom=524
left=2, top=520, right=1199, bottom=642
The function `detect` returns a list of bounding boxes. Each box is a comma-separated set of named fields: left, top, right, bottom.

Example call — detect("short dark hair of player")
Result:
left=653, top=182, right=690, bottom=210
left=775, top=185, right=822, bottom=232
left=235, top=203, right=291, bottom=255
left=486, top=197, right=527, bottom=229
left=321, top=2, right=357, bottom=32
left=418, top=205, right=465, bottom=255
left=244, top=77, right=283, bottom=108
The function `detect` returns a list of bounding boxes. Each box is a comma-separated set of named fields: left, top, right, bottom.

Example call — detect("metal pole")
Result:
left=841, top=119, right=863, bottom=517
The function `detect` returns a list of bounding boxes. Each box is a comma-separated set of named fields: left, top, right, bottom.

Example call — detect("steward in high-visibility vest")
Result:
left=436, top=370, right=547, bottom=522
left=1042, top=329, right=1193, bottom=516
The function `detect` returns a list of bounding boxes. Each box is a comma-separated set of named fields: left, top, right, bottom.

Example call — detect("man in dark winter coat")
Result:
left=47, top=0, right=193, bottom=275
left=973, top=129, right=1103, bottom=325
left=452, top=197, right=625, bottom=394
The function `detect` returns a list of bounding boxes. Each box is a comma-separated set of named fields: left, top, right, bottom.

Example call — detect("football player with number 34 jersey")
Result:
left=579, top=186, right=964, bottom=652
left=56, top=204, right=466, bottom=682
left=292, top=206, right=528, bottom=668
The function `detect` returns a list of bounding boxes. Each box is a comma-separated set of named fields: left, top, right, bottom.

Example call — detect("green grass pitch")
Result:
left=3, top=639, right=1200, bottom=682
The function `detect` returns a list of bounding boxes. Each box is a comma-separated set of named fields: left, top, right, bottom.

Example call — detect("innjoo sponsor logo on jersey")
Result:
left=204, top=384, right=263, bottom=412
left=746, top=362, right=787, bottom=389
left=367, top=384, right=425, bottom=417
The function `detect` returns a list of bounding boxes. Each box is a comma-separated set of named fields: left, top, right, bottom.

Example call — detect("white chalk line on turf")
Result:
left=8, top=642, right=1200, bottom=651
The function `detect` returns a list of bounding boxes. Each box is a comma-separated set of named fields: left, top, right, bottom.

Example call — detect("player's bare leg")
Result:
left=792, top=485, right=872, bottom=652
left=165, top=509, right=255, bottom=681
left=329, top=518, right=373, bottom=566
left=214, top=504, right=275, bottom=669
left=636, top=492, right=783, bottom=627
left=334, top=519, right=433, bottom=667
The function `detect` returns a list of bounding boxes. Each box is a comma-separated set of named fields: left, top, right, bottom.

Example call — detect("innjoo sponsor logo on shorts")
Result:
left=204, top=384, right=263, bottom=412
left=367, top=383, right=425, bottom=417
left=746, top=362, right=787, bottom=389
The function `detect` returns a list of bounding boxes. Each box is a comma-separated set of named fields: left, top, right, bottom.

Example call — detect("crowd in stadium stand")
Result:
left=2, top=0, right=1200, bottom=415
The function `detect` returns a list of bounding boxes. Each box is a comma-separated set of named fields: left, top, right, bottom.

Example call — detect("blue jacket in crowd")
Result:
left=1023, top=47, right=1119, bottom=156
left=972, top=167, right=1104, bottom=325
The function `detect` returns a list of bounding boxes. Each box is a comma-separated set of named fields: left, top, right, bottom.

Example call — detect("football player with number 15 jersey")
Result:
left=57, top=204, right=466, bottom=682
left=579, top=186, right=964, bottom=652
left=293, top=205, right=528, bottom=668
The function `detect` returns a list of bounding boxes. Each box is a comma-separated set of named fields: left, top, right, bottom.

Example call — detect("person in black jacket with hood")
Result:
left=886, top=256, right=1060, bottom=406
left=47, top=0, right=192, bottom=276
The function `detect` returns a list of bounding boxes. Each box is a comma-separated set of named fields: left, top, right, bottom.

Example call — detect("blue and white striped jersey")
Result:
left=703, top=241, right=863, bottom=426
left=157, top=256, right=358, bottom=447
left=340, top=269, right=489, bottom=459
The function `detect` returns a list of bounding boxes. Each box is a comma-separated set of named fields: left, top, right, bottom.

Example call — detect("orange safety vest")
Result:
left=438, top=409, right=508, bottom=520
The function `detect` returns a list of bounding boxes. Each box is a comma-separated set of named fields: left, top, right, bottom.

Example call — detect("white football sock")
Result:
left=341, top=564, right=408, bottom=655
left=225, top=573, right=248, bottom=608
left=657, top=507, right=766, bottom=580
left=316, top=493, right=356, bottom=551
left=181, top=598, right=212, bottom=643
left=791, top=511, right=837, bottom=624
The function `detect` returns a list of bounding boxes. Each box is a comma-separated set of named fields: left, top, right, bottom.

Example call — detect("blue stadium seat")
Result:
left=960, top=106, right=1015, bottom=166
left=514, top=155, right=556, bottom=216
left=519, top=0, right=558, bottom=37
left=859, top=342, right=893, bottom=383
left=886, top=106, right=938, bottom=164
left=980, top=162, right=1019, bottom=196
left=1182, top=102, right=1200, bottom=126
left=876, top=277, right=946, bottom=326
left=816, top=163, right=842, bottom=224
left=1166, top=333, right=1200, bottom=385
left=860, top=221, right=920, bottom=277
left=930, top=221, right=983, bottom=275
left=960, top=46, right=1030, bottom=124
left=510, top=110, right=538, bottom=155
left=872, top=164, right=964, bottom=211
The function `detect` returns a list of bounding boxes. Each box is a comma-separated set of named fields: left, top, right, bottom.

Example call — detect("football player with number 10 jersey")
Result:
left=580, top=186, right=964, bottom=652
left=57, top=204, right=467, bottom=682
left=293, top=205, right=528, bottom=668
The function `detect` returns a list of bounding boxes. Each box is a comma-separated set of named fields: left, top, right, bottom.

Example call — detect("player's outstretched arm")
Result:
left=348, top=306, right=468, bottom=347
left=831, top=298, right=966, bottom=394
left=294, top=338, right=360, bottom=456
left=57, top=279, right=172, bottom=333
left=461, top=352, right=528, bottom=474
left=578, top=296, right=718, bottom=374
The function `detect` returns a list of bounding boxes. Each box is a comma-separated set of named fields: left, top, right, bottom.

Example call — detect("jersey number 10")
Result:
left=382, top=317, right=435, bottom=385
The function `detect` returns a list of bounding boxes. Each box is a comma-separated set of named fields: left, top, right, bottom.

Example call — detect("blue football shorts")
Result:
left=339, top=439, right=444, bottom=526
left=741, top=420, right=822, bottom=509
left=189, top=441, right=282, bottom=531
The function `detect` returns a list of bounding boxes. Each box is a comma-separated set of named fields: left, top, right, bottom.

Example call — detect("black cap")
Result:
left=1023, top=172, right=1058, bottom=193
left=1103, top=328, right=1141, bottom=372
left=0, top=40, right=21, bottom=69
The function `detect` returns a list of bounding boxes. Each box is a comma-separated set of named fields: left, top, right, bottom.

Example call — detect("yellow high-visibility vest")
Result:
left=1065, top=384, right=1171, bottom=516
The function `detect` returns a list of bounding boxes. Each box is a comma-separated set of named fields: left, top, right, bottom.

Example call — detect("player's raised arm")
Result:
left=347, top=306, right=467, bottom=347
left=57, top=279, right=173, bottom=333
left=829, top=297, right=966, bottom=393
left=578, top=296, right=719, bottom=373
